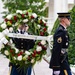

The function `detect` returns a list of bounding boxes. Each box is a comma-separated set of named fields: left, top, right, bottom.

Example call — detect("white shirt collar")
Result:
left=63, top=25, right=67, bottom=29
left=17, top=29, right=25, bottom=32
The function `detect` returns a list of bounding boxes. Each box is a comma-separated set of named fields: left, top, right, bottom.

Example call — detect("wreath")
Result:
left=0, top=9, right=49, bottom=68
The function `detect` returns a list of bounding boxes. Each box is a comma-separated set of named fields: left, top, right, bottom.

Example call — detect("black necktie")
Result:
left=20, top=30, right=23, bottom=34
left=20, top=30, right=25, bottom=34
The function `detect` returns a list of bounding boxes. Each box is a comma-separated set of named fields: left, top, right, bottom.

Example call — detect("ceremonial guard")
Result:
left=49, top=12, right=72, bottom=75
left=9, top=23, right=35, bottom=75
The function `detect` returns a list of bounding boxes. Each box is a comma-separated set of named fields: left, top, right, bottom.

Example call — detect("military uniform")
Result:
left=12, top=30, right=35, bottom=50
left=49, top=25, right=72, bottom=75
left=10, top=30, right=35, bottom=75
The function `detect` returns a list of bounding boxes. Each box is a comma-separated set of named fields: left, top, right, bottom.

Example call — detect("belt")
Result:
left=61, top=48, right=68, bottom=54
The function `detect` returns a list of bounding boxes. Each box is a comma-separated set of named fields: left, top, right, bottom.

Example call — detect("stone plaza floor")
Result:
left=0, top=54, right=52, bottom=75
left=0, top=54, right=75, bottom=75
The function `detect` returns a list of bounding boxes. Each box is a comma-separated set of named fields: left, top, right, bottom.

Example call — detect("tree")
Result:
left=68, top=6, right=75, bottom=65
left=51, top=18, right=59, bottom=35
left=1, top=0, right=48, bottom=17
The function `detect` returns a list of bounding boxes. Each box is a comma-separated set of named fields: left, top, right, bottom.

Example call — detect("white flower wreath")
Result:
left=0, top=9, right=49, bottom=67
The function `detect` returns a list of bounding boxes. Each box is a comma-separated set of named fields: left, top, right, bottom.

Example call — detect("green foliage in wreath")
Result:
left=0, top=9, right=49, bottom=68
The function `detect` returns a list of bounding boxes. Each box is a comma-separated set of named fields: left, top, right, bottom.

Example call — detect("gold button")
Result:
left=21, top=46, right=23, bottom=48
left=21, top=43, right=23, bottom=44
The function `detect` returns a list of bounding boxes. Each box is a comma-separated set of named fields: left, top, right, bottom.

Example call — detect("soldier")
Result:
left=9, top=23, right=35, bottom=75
left=49, top=12, right=72, bottom=75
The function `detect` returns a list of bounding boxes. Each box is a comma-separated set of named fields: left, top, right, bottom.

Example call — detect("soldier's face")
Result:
left=19, top=25, right=24, bottom=30
left=24, top=25, right=29, bottom=31
left=18, top=24, right=29, bottom=31
left=66, top=18, right=71, bottom=26
left=64, top=18, right=71, bottom=27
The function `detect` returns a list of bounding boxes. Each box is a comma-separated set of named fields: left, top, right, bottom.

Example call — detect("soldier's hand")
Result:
left=53, top=70, right=60, bottom=75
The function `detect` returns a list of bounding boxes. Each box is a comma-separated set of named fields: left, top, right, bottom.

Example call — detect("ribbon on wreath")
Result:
left=0, top=32, right=53, bottom=63
left=8, top=33, right=48, bottom=40
left=8, top=33, right=53, bottom=63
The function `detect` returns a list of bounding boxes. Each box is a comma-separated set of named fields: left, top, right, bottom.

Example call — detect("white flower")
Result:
left=36, top=46, right=42, bottom=52
left=6, top=14, right=12, bottom=20
left=31, top=59, right=35, bottom=63
left=11, top=44, right=15, bottom=48
left=32, top=2, right=36, bottom=6
left=37, top=24, right=41, bottom=29
left=22, top=55, right=28, bottom=60
left=15, top=48, right=19, bottom=53
left=1, top=43, right=4, bottom=49
left=32, top=2, right=41, bottom=6
left=43, top=20, right=46, bottom=23
left=24, top=55, right=28, bottom=58
left=17, top=55, right=22, bottom=61
left=10, top=39, right=13, bottom=44
left=4, top=50, right=9, bottom=55
left=38, top=2, right=41, bottom=6
left=41, top=40, right=46, bottom=45
left=13, top=57, right=16, bottom=60
left=32, top=13, right=37, bottom=18
left=1, top=23, right=7, bottom=29
left=2, top=29, right=9, bottom=35
left=25, top=51, right=31, bottom=55
left=9, top=27, right=13, bottom=32
left=23, top=19, right=28, bottom=23
left=16, top=10, right=22, bottom=14
left=31, top=20, right=34, bottom=23
left=0, top=33, right=4, bottom=40
left=22, top=10, right=26, bottom=14
left=15, top=23, right=19, bottom=26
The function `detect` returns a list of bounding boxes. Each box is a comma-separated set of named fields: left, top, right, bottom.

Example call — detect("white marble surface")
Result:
left=0, top=54, right=75, bottom=75
left=0, top=54, right=52, bottom=75
left=0, top=54, right=9, bottom=75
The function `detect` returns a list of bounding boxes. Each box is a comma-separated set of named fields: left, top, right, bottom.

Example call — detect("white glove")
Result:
left=54, top=71, right=60, bottom=75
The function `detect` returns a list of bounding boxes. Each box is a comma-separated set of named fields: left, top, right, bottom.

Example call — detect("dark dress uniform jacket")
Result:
left=49, top=25, right=70, bottom=71
left=9, top=30, right=35, bottom=66
left=12, top=31, right=35, bottom=50
left=9, top=30, right=35, bottom=75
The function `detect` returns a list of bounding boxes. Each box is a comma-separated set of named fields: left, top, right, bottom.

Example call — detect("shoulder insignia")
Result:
left=57, top=37, right=62, bottom=43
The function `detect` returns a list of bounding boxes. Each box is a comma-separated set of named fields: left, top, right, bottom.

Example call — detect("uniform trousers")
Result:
left=10, top=65, right=32, bottom=75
